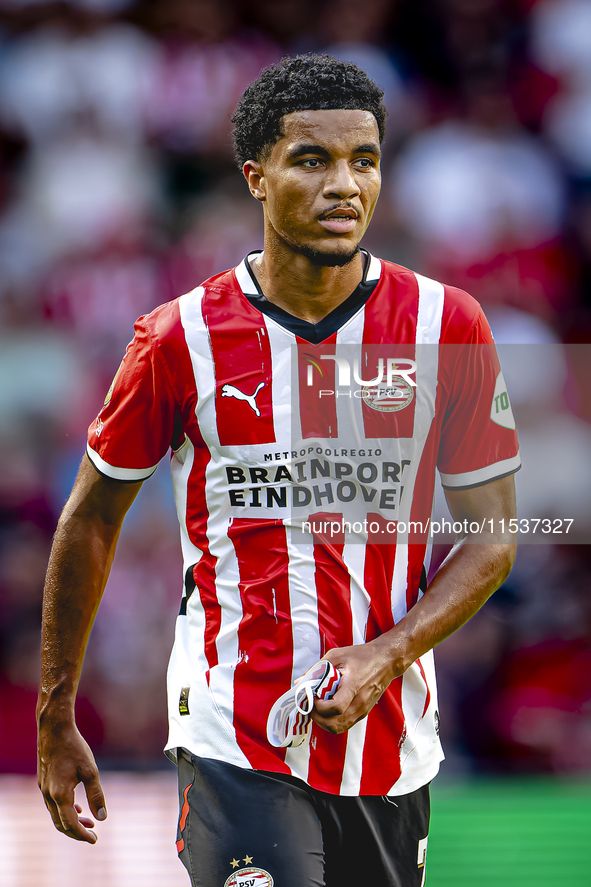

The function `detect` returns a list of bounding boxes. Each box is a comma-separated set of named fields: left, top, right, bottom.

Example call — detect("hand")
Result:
left=311, top=639, right=399, bottom=735
left=38, top=721, right=107, bottom=843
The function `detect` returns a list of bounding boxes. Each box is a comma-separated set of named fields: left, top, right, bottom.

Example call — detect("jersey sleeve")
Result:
left=87, top=318, right=177, bottom=482
left=437, top=309, right=521, bottom=490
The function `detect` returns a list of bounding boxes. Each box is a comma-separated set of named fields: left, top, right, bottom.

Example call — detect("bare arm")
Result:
left=313, top=473, right=517, bottom=733
left=37, top=454, right=142, bottom=842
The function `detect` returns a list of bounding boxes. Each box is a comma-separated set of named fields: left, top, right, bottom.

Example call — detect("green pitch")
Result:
left=427, top=777, right=591, bottom=886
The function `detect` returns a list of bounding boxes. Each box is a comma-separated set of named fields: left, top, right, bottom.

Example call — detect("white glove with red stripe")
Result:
left=266, top=660, right=341, bottom=748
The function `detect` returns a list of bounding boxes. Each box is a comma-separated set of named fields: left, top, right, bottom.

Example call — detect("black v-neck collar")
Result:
left=242, top=250, right=380, bottom=344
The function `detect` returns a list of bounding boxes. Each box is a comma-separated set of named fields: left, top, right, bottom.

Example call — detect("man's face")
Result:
left=251, top=109, right=381, bottom=267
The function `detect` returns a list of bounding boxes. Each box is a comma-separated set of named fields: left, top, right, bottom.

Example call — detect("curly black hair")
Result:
left=231, top=54, right=387, bottom=168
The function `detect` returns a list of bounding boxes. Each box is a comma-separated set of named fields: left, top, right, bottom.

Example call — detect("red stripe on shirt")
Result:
left=306, top=512, right=351, bottom=793
left=357, top=516, right=404, bottom=793
left=228, top=518, right=292, bottom=772
left=297, top=335, right=338, bottom=439
left=154, top=296, right=215, bottom=552
left=184, top=421, right=219, bottom=675
left=358, top=681, right=404, bottom=794
left=417, top=658, right=431, bottom=717
left=193, top=554, right=221, bottom=675
left=364, top=513, right=397, bottom=642
left=405, top=386, right=442, bottom=612
left=361, top=267, right=419, bottom=439
left=203, top=285, right=275, bottom=446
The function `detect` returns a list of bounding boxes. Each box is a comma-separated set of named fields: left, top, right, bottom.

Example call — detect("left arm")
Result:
left=312, top=473, right=517, bottom=734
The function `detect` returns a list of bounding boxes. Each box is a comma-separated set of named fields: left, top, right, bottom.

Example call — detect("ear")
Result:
left=243, top=160, right=266, bottom=202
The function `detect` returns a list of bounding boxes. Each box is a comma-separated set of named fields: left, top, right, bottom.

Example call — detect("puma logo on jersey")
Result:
left=221, top=382, right=265, bottom=417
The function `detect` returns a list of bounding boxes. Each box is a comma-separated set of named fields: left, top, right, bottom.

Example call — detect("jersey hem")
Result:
left=163, top=740, right=443, bottom=798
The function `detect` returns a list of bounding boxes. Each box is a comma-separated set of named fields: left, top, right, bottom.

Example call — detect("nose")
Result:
left=322, top=159, right=361, bottom=200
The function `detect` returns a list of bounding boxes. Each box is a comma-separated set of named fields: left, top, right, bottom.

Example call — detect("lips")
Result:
left=321, top=206, right=358, bottom=220
left=318, top=206, right=359, bottom=234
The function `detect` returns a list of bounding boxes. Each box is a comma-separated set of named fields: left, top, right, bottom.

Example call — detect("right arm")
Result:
left=37, top=455, right=142, bottom=843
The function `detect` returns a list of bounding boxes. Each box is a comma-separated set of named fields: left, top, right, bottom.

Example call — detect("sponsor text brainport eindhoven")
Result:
left=225, top=453, right=408, bottom=511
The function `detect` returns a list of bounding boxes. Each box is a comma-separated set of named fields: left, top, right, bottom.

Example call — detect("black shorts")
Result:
left=176, top=749, right=430, bottom=887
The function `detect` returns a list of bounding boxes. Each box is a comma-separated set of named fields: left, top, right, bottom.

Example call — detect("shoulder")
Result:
left=376, top=258, right=491, bottom=344
left=439, top=282, right=491, bottom=344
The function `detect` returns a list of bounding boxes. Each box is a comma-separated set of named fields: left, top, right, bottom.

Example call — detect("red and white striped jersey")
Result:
left=87, top=253, right=520, bottom=796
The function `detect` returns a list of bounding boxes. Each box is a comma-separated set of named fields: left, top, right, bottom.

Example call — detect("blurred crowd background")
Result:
left=1, top=0, right=591, bottom=778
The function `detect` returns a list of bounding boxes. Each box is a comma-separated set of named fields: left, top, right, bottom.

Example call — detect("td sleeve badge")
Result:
left=490, top=372, right=516, bottom=430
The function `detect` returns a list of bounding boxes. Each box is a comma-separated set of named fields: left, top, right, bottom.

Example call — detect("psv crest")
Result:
left=224, top=867, right=274, bottom=887
left=362, top=376, right=415, bottom=412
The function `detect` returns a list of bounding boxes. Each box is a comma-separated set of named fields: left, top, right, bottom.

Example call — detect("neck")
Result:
left=250, top=235, right=365, bottom=325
